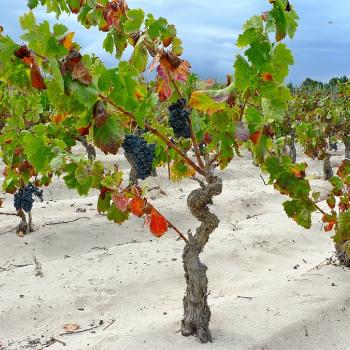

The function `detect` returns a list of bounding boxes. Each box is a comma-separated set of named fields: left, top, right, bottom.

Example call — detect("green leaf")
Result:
left=93, top=114, right=123, bottom=155
left=50, top=156, right=64, bottom=172
left=262, top=97, right=286, bottom=123
left=107, top=203, right=129, bottom=223
left=283, top=199, right=315, bottom=229
left=271, top=1, right=287, bottom=41
left=330, top=176, right=343, bottom=192
left=272, top=43, right=294, bottom=82
left=234, top=55, right=250, bottom=91
left=103, top=32, right=114, bottom=54
left=22, top=132, right=52, bottom=172
left=124, top=9, right=145, bottom=34
left=285, top=7, right=299, bottom=39
left=63, top=163, right=92, bottom=196
left=237, top=28, right=261, bottom=48
left=46, top=58, right=65, bottom=105
left=245, top=40, right=271, bottom=67
left=244, top=107, right=263, bottom=133
left=336, top=212, right=350, bottom=242
left=97, top=191, right=111, bottom=213
left=20, top=12, right=36, bottom=31
left=27, top=0, right=39, bottom=9
left=130, top=44, right=148, bottom=73
left=53, top=23, right=68, bottom=37
left=75, top=164, right=93, bottom=186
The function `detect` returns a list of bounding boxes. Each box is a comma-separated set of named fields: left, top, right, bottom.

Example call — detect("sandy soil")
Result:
left=1, top=147, right=350, bottom=350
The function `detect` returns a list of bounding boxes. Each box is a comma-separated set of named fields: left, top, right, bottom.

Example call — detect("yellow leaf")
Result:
left=62, top=32, right=75, bottom=50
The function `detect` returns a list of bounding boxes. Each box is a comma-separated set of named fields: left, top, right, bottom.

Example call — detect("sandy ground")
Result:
left=1, top=147, right=350, bottom=350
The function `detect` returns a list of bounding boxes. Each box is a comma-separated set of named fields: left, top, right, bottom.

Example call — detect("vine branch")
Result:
left=98, top=94, right=207, bottom=177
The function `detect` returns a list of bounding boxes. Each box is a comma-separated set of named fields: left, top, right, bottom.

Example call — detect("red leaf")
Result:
left=14, top=45, right=31, bottom=59
left=324, top=221, right=336, bottom=232
left=100, top=186, right=110, bottom=200
left=129, top=197, right=145, bottom=217
left=77, top=125, right=91, bottom=136
left=203, top=133, right=213, bottom=144
left=262, top=73, right=273, bottom=82
left=30, top=62, right=47, bottom=90
left=112, top=193, right=129, bottom=212
left=250, top=131, right=261, bottom=145
left=149, top=210, right=168, bottom=238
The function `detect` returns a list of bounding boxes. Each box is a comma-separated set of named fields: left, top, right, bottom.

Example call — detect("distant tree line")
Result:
left=287, top=76, right=349, bottom=93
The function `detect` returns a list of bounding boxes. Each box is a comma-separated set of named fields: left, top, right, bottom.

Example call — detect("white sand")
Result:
left=1, top=148, right=350, bottom=350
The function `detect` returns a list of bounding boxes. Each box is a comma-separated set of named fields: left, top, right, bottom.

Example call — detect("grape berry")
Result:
left=123, top=135, right=155, bottom=180
left=14, top=183, right=43, bottom=213
left=169, top=99, right=191, bottom=139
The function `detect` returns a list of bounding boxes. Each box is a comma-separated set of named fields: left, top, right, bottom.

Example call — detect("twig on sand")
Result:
left=237, top=295, right=255, bottom=300
left=0, top=226, right=17, bottom=235
left=45, top=217, right=91, bottom=226
left=0, top=211, right=19, bottom=216
left=306, top=254, right=336, bottom=273
left=39, top=337, right=66, bottom=349
left=103, top=319, right=116, bottom=331
left=0, top=263, right=32, bottom=272
left=260, top=174, right=268, bottom=186
left=59, top=324, right=102, bottom=336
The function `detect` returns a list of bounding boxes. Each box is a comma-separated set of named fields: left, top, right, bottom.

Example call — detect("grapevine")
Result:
left=5, top=0, right=350, bottom=345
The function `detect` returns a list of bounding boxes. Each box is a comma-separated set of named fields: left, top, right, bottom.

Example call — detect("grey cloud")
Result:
left=1, top=0, right=350, bottom=83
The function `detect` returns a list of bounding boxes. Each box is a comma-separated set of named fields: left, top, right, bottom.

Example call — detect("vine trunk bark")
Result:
left=335, top=242, right=350, bottom=267
left=181, top=175, right=223, bottom=343
left=323, top=153, right=333, bottom=180
left=289, top=129, right=296, bottom=163
left=345, top=139, right=350, bottom=160
left=16, top=210, right=34, bottom=236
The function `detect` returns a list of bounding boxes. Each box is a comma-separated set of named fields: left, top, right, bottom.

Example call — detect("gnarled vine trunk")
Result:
left=323, top=153, right=333, bottom=180
left=289, top=129, right=296, bottom=163
left=125, top=153, right=138, bottom=185
left=181, top=175, right=223, bottom=343
left=16, top=210, right=34, bottom=236
left=345, top=139, right=350, bottom=160
left=335, top=242, right=350, bottom=267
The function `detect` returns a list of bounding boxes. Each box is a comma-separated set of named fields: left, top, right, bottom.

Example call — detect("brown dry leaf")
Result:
left=148, top=53, right=161, bottom=73
left=72, top=61, right=92, bottom=85
left=63, top=323, right=80, bottom=332
left=93, top=101, right=108, bottom=127
left=173, top=59, right=191, bottom=81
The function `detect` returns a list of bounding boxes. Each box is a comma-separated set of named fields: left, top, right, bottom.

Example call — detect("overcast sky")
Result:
left=1, top=0, right=349, bottom=84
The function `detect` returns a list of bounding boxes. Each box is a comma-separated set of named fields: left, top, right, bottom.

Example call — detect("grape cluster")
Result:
left=123, top=135, right=155, bottom=180
left=169, top=99, right=191, bottom=139
left=14, top=183, right=43, bottom=213
left=330, top=142, right=337, bottom=151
